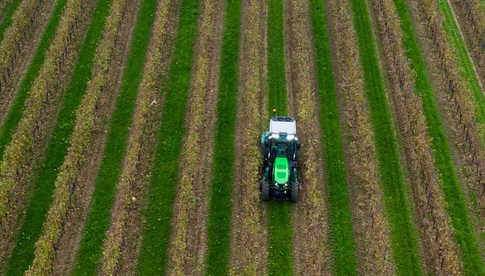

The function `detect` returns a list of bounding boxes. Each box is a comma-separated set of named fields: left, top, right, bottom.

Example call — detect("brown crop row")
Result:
left=285, top=0, right=332, bottom=274
left=229, top=0, right=267, bottom=274
left=370, top=0, right=461, bottom=273
left=0, top=0, right=48, bottom=101
left=328, top=0, right=393, bottom=273
left=24, top=0, right=130, bottom=274
left=98, top=0, right=177, bottom=274
left=165, top=0, right=223, bottom=274
left=449, top=0, right=485, bottom=83
left=414, top=0, right=485, bottom=210
left=0, top=0, right=95, bottom=263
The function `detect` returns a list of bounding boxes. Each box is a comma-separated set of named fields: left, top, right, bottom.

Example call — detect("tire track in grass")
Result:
left=135, top=0, right=200, bottom=273
left=348, top=0, right=422, bottom=274
left=204, top=0, right=241, bottom=274
left=70, top=0, right=160, bottom=274
left=5, top=0, right=115, bottom=273
left=0, top=0, right=22, bottom=43
left=287, top=0, right=334, bottom=274
left=393, top=0, right=485, bottom=273
left=324, top=0, right=394, bottom=273
left=229, top=0, right=268, bottom=273
left=267, top=0, right=293, bottom=275
left=0, top=0, right=67, bottom=159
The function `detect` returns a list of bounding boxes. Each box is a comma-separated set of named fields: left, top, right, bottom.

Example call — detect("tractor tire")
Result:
left=290, top=181, right=298, bottom=202
left=262, top=180, right=270, bottom=201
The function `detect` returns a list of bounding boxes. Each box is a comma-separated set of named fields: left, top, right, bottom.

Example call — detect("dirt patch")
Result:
left=229, top=0, right=268, bottom=274
left=284, top=0, right=332, bottom=274
left=0, top=0, right=56, bottom=127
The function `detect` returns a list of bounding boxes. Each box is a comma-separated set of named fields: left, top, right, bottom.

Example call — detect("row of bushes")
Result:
left=0, top=0, right=48, bottom=99
left=328, top=0, right=393, bottom=273
left=0, top=0, right=92, bottom=259
left=371, top=0, right=461, bottom=274
left=23, top=0, right=129, bottom=274
left=99, top=0, right=174, bottom=274
left=228, top=0, right=267, bottom=274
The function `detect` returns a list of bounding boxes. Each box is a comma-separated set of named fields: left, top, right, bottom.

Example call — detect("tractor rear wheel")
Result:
left=262, top=180, right=270, bottom=201
left=290, top=181, right=298, bottom=202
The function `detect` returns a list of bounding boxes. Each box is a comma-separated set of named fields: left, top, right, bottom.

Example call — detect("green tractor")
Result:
left=260, top=116, right=300, bottom=202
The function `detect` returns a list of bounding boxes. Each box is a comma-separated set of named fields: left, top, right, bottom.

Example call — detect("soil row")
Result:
left=369, top=0, right=462, bottom=273
left=99, top=0, right=178, bottom=274
left=285, top=0, right=333, bottom=274
left=0, top=0, right=54, bottom=127
left=0, top=0, right=97, bottom=268
left=22, top=0, right=136, bottom=274
left=407, top=0, right=485, bottom=271
left=229, top=0, right=268, bottom=273
left=326, top=0, right=394, bottom=273
left=165, top=0, right=224, bottom=274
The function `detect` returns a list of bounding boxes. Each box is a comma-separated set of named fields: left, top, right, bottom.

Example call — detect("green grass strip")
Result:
left=204, top=0, right=241, bottom=274
left=392, top=0, right=485, bottom=274
left=267, top=0, right=293, bottom=275
left=5, top=0, right=112, bottom=274
left=71, top=0, right=160, bottom=274
left=439, top=0, right=485, bottom=126
left=349, top=0, right=422, bottom=274
left=0, top=0, right=66, bottom=161
left=309, top=0, right=358, bottom=274
left=0, top=0, right=23, bottom=43
left=136, top=0, right=199, bottom=274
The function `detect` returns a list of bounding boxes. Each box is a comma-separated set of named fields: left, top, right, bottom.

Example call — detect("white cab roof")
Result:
left=270, top=117, right=296, bottom=135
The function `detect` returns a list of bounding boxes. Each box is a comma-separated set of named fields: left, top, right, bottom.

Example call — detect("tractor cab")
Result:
left=260, top=116, right=300, bottom=202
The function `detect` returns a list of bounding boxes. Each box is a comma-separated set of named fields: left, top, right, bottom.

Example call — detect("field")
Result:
left=0, top=0, right=484, bottom=274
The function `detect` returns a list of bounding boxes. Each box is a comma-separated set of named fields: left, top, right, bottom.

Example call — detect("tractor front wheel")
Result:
left=262, top=180, right=270, bottom=201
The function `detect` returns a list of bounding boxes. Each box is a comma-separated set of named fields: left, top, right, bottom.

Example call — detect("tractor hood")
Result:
left=273, top=157, right=289, bottom=184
